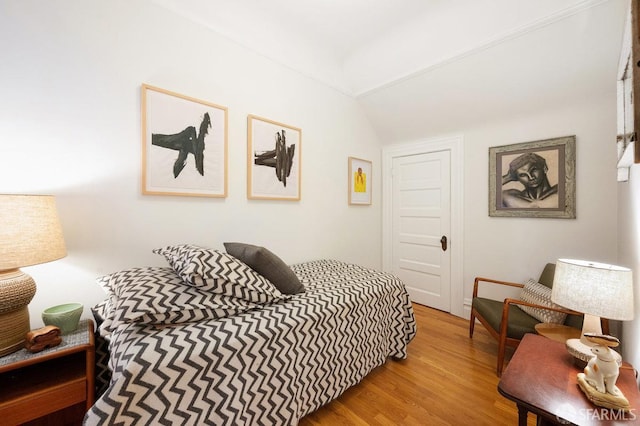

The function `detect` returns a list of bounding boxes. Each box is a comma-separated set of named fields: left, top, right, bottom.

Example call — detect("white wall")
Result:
left=0, top=0, right=382, bottom=327
left=376, top=90, right=619, bottom=313
left=363, top=0, right=623, bottom=313
left=462, top=98, right=619, bottom=307
left=618, top=164, right=640, bottom=369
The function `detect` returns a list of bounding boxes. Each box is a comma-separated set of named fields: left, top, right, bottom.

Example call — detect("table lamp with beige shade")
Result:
left=0, top=195, right=66, bottom=356
left=551, top=258, right=634, bottom=411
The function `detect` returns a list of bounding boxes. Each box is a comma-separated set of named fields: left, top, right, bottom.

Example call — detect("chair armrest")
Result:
left=473, top=277, right=524, bottom=298
left=498, top=298, right=582, bottom=336
left=504, top=299, right=610, bottom=334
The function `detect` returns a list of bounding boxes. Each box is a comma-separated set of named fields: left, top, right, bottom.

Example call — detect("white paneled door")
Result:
left=391, top=151, right=451, bottom=312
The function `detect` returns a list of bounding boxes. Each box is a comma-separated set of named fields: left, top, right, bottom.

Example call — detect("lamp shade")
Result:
left=551, top=259, right=634, bottom=321
left=0, top=195, right=67, bottom=270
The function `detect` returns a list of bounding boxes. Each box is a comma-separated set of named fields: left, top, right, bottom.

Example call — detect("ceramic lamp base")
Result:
left=565, top=338, right=595, bottom=365
left=566, top=338, right=622, bottom=367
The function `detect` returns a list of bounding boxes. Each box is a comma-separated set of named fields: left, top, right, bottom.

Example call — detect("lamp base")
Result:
left=0, top=306, right=31, bottom=356
left=0, top=269, right=37, bottom=356
left=565, top=338, right=622, bottom=368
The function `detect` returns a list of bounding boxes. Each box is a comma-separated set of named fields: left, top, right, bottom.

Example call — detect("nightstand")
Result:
left=0, top=319, right=95, bottom=425
left=499, top=334, right=639, bottom=425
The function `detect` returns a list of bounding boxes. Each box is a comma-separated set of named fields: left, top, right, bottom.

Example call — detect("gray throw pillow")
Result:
left=224, top=242, right=305, bottom=294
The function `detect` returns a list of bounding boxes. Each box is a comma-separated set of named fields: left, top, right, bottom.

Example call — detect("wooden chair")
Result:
left=469, top=263, right=608, bottom=376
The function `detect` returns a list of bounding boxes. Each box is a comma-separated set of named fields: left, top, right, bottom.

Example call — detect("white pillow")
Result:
left=518, top=278, right=567, bottom=324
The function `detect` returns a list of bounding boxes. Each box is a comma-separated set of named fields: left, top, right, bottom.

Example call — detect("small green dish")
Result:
left=42, top=303, right=83, bottom=334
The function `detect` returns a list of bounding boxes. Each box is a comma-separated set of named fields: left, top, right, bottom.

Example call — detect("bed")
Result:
left=84, top=244, right=416, bottom=425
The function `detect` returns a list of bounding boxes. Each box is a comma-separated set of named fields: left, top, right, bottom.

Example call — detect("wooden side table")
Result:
left=535, top=323, right=582, bottom=343
left=499, top=334, right=639, bottom=425
left=0, top=319, right=95, bottom=425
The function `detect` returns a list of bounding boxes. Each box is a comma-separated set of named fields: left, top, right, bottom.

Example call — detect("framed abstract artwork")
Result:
left=141, top=84, right=228, bottom=197
left=247, top=115, right=301, bottom=201
left=489, top=135, right=575, bottom=219
left=348, top=157, right=372, bottom=205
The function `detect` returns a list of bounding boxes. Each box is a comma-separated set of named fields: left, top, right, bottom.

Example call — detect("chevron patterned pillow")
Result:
left=518, top=278, right=567, bottom=324
left=97, top=266, right=263, bottom=328
left=153, top=244, right=288, bottom=304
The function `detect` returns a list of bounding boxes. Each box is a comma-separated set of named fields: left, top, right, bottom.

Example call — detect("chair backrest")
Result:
left=538, top=262, right=583, bottom=328
left=538, top=263, right=556, bottom=288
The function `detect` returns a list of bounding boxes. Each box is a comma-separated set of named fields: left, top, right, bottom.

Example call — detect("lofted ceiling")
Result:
left=150, top=0, right=628, bottom=141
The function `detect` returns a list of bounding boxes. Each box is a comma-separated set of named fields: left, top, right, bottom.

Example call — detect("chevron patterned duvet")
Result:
left=85, top=259, right=416, bottom=425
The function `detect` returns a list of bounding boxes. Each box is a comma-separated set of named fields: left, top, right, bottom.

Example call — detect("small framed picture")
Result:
left=247, top=115, right=301, bottom=201
left=141, top=84, right=228, bottom=197
left=348, top=157, right=372, bottom=205
left=489, top=135, right=575, bottom=218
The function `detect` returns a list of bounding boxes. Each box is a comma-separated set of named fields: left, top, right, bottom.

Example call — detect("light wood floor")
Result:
left=300, top=303, right=535, bottom=426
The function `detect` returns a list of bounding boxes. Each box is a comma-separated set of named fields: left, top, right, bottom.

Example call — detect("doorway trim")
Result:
left=382, top=134, right=465, bottom=318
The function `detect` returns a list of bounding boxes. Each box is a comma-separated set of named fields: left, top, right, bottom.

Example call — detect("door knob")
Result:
left=440, top=236, right=448, bottom=251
